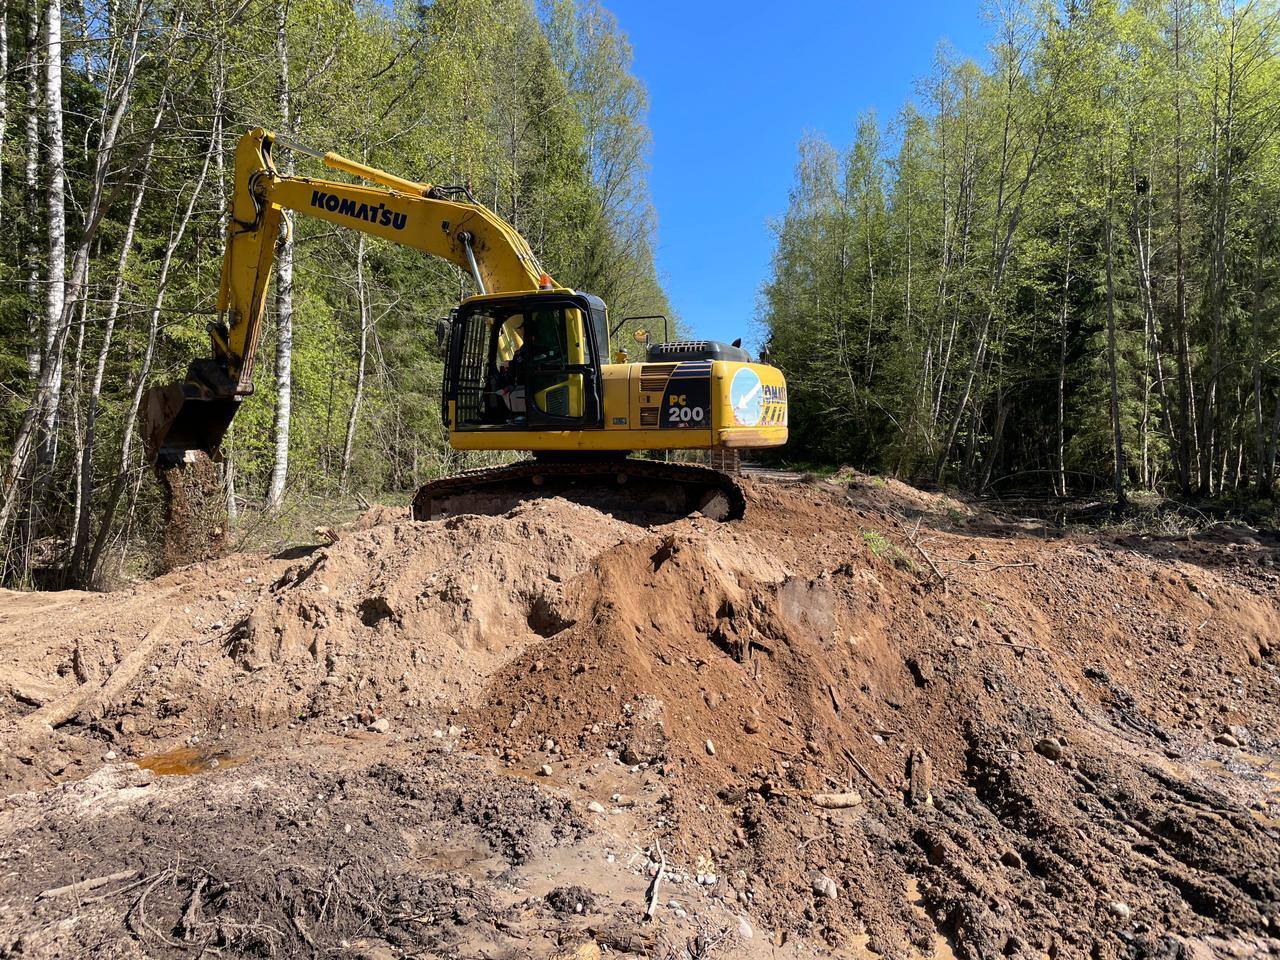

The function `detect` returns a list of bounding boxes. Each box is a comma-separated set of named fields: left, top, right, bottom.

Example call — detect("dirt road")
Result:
left=1, top=473, right=1278, bottom=958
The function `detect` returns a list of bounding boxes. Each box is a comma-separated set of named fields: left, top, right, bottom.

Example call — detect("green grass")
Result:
left=861, top=529, right=918, bottom=572
left=862, top=529, right=892, bottom=556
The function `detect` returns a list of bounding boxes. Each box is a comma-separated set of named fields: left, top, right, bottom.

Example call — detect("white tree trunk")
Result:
left=214, top=71, right=237, bottom=524
left=0, top=0, right=8, bottom=221
left=266, top=3, right=293, bottom=511
left=66, top=268, right=88, bottom=562
left=39, top=0, right=66, bottom=470
left=23, top=0, right=40, bottom=379
left=340, top=234, right=370, bottom=494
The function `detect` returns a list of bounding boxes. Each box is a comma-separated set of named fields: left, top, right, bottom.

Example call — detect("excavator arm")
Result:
left=144, top=127, right=547, bottom=463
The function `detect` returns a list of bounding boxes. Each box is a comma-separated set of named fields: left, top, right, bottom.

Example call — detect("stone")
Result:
left=810, top=872, right=839, bottom=900
left=586, top=800, right=606, bottom=814
left=907, top=748, right=933, bottom=807
left=538, top=764, right=554, bottom=777
left=737, top=916, right=754, bottom=940
left=1109, top=901, right=1131, bottom=919
left=1034, top=737, right=1064, bottom=761
left=368, top=718, right=390, bottom=734
left=621, top=695, right=667, bottom=764
left=1214, top=732, right=1240, bottom=749
left=706, top=739, right=716, bottom=756
left=811, top=791, right=862, bottom=809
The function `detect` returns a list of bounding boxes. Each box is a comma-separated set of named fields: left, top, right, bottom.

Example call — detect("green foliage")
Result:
left=861, top=529, right=891, bottom=556
left=761, top=0, right=1280, bottom=502
left=0, top=0, right=670, bottom=583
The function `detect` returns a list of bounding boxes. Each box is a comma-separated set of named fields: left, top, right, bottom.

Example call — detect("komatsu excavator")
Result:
left=144, top=129, right=788, bottom=521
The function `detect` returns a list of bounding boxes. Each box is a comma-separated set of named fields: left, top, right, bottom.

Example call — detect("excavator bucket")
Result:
left=142, top=382, right=238, bottom=466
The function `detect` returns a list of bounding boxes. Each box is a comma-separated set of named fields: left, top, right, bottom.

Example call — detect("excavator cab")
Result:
left=443, top=291, right=605, bottom=432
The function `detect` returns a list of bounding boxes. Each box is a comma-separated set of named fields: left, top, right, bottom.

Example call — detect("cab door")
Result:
left=519, top=299, right=602, bottom=428
left=445, top=293, right=603, bottom=432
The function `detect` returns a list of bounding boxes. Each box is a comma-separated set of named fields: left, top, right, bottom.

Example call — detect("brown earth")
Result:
left=0, top=473, right=1278, bottom=959
left=157, top=452, right=227, bottom=571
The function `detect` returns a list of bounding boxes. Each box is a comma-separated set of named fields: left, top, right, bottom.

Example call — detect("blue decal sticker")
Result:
left=730, top=368, right=763, bottom=427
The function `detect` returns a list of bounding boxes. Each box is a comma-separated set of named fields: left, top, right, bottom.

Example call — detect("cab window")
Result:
left=483, top=305, right=587, bottom=423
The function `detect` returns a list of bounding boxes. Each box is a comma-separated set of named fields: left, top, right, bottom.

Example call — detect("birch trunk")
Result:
left=266, top=4, right=293, bottom=511
left=1104, top=215, right=1126, bottom=508
left=23, top=0, right=40, bottom=379
left=1266, top=391, right=1280, bottom=493
left=1171, top=0, right=1194, bottom=494
left=66, top=266, right=88, bottom=568
left=1055, top=229, right=1072, bottom=498
left=213, top=63, right=237, bottom=524
left=39, top=0, right=66, bottom=471
left=340, top=234, right=370, bottom=494
left=1248, top=210, right=1269, bottom=494
left=0, top=0, right=7, bottom=219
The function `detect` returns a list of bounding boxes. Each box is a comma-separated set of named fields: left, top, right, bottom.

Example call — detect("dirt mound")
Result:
left=1, top=497, right=645, bottom=745
left=468, top=478, right=1280, bottom=955
left=226, top=497, right=645, bottom=716
left=1, top=475, right=1279, bottom=958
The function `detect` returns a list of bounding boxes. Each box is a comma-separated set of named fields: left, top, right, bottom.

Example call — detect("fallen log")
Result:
left=17, top=615, right=172, bottom=739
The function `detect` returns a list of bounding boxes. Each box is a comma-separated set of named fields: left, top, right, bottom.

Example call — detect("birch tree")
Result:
left=266, top=0, right=294, bottom=511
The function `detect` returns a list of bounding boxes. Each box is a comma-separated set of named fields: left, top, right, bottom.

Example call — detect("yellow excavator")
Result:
left=144, top=129, right=788, bottom=520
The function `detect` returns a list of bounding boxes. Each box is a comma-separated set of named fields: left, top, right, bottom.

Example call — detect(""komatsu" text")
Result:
left=310, top=190, right=407, bottom=230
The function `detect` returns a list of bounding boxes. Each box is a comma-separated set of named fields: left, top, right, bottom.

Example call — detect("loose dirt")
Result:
left=157, top=452, right=227, bottom=570
left=1, top=474, right=1277, bottom=959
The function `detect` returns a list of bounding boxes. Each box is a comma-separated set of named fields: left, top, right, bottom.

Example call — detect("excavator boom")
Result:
left=145, top=128, right=546, bottom=464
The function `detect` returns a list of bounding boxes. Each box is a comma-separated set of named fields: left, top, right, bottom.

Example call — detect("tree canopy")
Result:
left=0, top=0, right=671, bottom=584
left=761, top=0, right=1280, bottom=505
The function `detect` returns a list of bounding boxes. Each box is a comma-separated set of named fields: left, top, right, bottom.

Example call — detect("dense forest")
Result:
left=762, top=0, right=1280, bottom=505
left=0, top=0, right=671, bottom=585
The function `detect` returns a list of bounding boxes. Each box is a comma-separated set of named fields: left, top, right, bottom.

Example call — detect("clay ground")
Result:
left=1, top=473, right=1278, bottom=959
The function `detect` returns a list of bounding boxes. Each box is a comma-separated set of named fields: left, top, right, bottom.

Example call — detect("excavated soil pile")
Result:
left=1, top=475, right=1278, bottom=960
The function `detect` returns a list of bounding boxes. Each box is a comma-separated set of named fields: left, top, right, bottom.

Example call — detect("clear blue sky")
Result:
left=603, top=0, right=992, bottom=352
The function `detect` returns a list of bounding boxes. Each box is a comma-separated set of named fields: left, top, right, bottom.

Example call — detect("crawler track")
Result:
left=412, top=458, right=746, bottom=522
